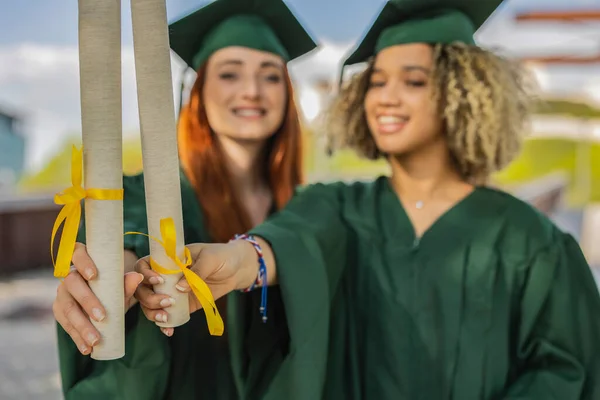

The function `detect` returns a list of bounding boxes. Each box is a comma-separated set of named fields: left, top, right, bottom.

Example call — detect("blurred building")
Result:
left=0, top=194, right=58, bottom=275
left=0, top=105, right=57, bottom=276
left=0, top=106, right=26, bottom=193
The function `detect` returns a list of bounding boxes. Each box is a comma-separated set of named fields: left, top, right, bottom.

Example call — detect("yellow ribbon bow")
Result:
left=51, top=145, right=124, bottom=278
left=127, top=218, right=224, bottom=336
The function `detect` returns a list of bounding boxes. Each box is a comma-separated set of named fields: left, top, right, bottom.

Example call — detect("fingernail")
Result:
left=136, top=273, right=144, bottom=284
left=79, top=344, right=89, bottom=354
left=150, top=276, right=164, bottom=285
left=163, top=328, right=173, bottom=337
left=175, top=284, right=187, bottom=292
left=86, top=268, right=95, bottom=280
left=92, top=308, right=105, bottom=322
left=156, top=313, right=168, bottom=323
left=160, top=298, right=175, bottom=308
left=87, top=333, right=99, bottom=346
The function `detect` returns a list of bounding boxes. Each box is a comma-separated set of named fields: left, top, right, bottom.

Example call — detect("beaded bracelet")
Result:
left=232, top=234, right=268, bottom=323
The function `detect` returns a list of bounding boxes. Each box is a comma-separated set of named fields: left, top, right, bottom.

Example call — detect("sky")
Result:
left=1, top=0, right=599, bottom=172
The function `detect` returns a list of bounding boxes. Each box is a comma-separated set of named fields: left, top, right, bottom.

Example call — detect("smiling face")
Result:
left=203, top=46, right=287, bottom=143
left=364, top=43, right=443, bottom=156
left=325, top=42, right=533, bottom=184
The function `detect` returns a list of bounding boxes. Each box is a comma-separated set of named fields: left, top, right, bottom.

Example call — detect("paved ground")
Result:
left=0, top=269, right=62, bottom=400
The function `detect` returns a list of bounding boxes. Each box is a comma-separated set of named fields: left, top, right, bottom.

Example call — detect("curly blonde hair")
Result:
left=323, top=42, right=538, bottom=184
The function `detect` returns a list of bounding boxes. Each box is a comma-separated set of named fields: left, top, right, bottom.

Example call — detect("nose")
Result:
left=241, top=76, right=260, bottom=101
left=378, top=81, right=401, bottom=107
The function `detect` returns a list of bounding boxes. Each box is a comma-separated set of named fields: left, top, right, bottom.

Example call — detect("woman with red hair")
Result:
left=52, top=0, right=317, bottom=398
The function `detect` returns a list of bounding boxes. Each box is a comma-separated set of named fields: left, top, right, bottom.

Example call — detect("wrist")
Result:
left=232, top=239, right=260, bottom=291
left=229, top=234, right=270, bottom=322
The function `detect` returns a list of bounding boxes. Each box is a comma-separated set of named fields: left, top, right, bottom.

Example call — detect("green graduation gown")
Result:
left=56, top=172, right=244, bottom=399
left=231, top=176, right=600, bottom=399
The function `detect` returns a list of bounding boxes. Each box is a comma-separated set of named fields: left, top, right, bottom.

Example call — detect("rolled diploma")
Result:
left=78, top=0, right=125, bottom=360
left=130, top=0, right=190, bottom=327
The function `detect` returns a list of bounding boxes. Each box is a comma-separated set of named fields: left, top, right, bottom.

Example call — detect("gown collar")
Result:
left=378, top=177, right=503, bottom=251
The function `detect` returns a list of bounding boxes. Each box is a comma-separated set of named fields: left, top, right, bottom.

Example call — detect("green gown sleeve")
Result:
left=56, top=174, right=172, bottom=400
left=501, top=232, right=600, bottom=399
left=229, top=182, right=350, bottom=400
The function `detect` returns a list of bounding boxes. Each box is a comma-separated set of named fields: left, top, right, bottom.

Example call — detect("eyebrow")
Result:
left=372, top=65, right=430, bottom=74
left=216, top=59, right=284, bottom=70
left=260, top=60, right=284, bottom=70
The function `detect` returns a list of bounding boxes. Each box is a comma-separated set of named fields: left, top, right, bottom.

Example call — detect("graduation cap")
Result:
left=169, top=0, right=318, bottom=70
left=342, top=0, right=503, bottom=71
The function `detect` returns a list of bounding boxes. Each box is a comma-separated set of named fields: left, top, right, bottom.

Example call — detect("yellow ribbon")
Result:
left=126, top=217, right=224, bottom=336
left=51, top=145, right=124, bottom=279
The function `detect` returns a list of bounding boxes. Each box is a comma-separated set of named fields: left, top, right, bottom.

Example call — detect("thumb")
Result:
left=175, top=276, right=191, bottom=293
left=124, top=272, right=144, bottom=302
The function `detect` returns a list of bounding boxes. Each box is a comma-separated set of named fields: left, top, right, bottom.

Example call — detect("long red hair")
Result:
left=177, top=65, right=304, bottom=243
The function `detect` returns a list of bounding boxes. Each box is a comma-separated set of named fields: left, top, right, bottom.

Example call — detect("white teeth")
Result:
left=234, top=109, right=263, bottom=117
left=377, top=115, right=406, bottom=124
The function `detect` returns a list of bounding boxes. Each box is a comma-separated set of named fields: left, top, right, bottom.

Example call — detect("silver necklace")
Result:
left=415, top=200, right=424, bottom=209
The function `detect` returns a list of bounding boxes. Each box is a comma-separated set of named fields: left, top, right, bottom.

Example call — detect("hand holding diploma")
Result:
left=52, top=244, right=142, bottom=355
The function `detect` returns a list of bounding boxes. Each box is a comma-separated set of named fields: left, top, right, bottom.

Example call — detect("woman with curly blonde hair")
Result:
left=326, top=41, right=533, bottom=186
left=135, top=1, right=600, bottom=398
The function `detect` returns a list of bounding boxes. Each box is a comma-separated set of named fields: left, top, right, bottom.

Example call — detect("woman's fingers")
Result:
left=135, top=257, right=164, bottom=285
left=63, top=270, right=106, bottom=322
left=134, top=282, right=174, bottom=324
left=71, top=243, right=98, bottom=281
left=63, top=301, right=100, bottom=347
left=54, top=285, right=100, bottom=350
left=124, top=272, right=144, bottom=309
left=161, top=327, right=174, bottom=337
left=134, top=257, right=177, bottom=324
left=175, top=276, right=191, bottom=293
left=134, top=283, right=175, bottom=310
left=140, top=304, right=170, bottom=324
left=53, top=290, right=91, bottom=355
left=57, top=316, right=92, bottom=355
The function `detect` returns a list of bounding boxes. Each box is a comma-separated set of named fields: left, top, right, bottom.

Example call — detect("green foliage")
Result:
left=18, top=126, right=599, bottom=206
left=494, top=138, right=600, bottom=205
left=534, top=98, right=600, bottom=119
left=302, top=127, right=389, bottom=181
left=18, top=135, right=144, bottom=193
